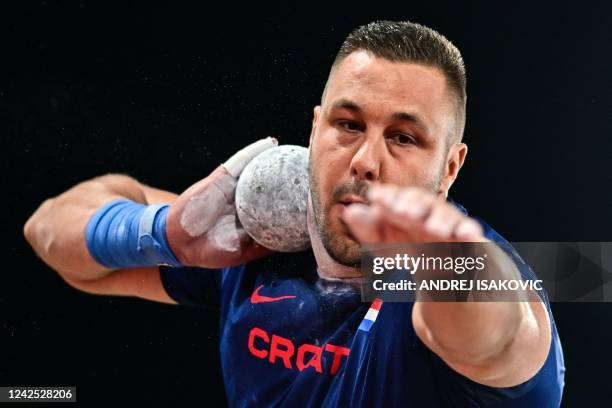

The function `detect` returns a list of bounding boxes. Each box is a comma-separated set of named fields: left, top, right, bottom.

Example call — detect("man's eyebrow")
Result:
left=330, top=98, right=429, bottom=134
left=392, top=111, right=428, bottom=133
left=330, top=98, right=362, bottom=113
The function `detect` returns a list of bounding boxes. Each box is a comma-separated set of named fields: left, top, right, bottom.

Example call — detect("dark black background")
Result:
left=3, top=2, right=612, bottom=407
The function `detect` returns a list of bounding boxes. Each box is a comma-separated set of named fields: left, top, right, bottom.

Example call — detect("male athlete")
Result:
left=24, top=21, right=565, bottom=406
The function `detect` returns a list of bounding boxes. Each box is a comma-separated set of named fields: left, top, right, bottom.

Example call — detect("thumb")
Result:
left=222, top=137, right=278, bottom=178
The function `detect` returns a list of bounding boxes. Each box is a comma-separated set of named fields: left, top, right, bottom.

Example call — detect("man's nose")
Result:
left=349, top=137, right=382, bottom=182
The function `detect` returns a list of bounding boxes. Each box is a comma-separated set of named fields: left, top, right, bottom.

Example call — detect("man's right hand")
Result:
left=166, top=137, right=278, bottom=268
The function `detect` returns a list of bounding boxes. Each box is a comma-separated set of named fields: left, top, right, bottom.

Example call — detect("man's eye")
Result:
left=390, top=133, right=416, bottom=146
left=338, top=121, right=362, bottom=133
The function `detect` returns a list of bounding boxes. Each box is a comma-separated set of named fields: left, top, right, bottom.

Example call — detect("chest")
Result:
left=223, top=276, right=365, bottom=375
left=219, top=273, right=440, bottom=407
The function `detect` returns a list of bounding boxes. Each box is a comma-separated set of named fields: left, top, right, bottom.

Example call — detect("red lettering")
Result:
left=296, top=343, right=323, bottom=373
left=247, top=327, right=350, bottom=375
left=248, top=327, right=269, bottom=359
left=269, top=334, right=295, bottom=369
left=324, top=343, right=350, bottom=375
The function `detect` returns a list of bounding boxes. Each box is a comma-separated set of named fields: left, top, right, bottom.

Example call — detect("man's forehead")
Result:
left=326, top=51, right=449, bottom=106
left=323, top=51, right=456, bottom=134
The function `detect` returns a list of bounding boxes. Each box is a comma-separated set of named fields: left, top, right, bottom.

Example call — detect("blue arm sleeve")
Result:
left=86, top=199, right=182, bottom=268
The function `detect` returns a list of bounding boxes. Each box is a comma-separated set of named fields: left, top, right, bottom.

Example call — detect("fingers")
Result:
left=193, top=221, right=275, bottom=268
left=222, top=136, right=278, bottom=178
left=341, top=203, right=383, bottom=243
left=370, top=185, right=484, bottom=242
left=454, top=218, right=485, bottom=242
left=423, top=198, right=463, bottom=238
left=342, top=184, right=485, bottom=243
left=371, top=185, right=436, bottom=224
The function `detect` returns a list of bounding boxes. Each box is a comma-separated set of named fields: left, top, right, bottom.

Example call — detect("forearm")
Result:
left=23, top=174, right=150, bottom=281
left=412, top=244, right=531, bottom=366
left=413, top=300, right=525, bottom=365
left=413, top=298, right=550, bottom=387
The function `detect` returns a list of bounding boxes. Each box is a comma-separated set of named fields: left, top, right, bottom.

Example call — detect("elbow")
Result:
left=23, top=215, right=33, bottom=247
left=23, top=204, right=38, bottom=246
left=23, top=198, right=56, bottom=255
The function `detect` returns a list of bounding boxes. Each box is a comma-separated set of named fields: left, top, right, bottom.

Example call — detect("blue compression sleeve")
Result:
left=85, top=199, right=183, bottom=268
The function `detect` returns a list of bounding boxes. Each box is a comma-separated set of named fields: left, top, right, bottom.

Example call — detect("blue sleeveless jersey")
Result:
left=160, top=202, right=565, bottom=407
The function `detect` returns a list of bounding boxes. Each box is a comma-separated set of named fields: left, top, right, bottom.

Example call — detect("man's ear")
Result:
left=309, top=106, right=321, bottom=147
left=438, top=143, right=467, bottom=197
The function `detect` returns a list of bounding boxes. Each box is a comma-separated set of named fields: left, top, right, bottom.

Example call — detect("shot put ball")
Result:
left=235, top=145, right=310, bottom=252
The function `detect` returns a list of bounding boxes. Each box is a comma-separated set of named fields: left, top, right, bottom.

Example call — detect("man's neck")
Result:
left=307, top=196, right=362, bottom=283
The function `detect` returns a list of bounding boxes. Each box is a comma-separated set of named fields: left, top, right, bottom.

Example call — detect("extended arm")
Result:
left=342, top=184, right=551, bottom=387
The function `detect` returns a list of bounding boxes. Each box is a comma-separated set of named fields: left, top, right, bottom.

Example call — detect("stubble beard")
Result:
left=308, top=155, right=445, bottom=267
left=309, top=162, right=362, bottom=267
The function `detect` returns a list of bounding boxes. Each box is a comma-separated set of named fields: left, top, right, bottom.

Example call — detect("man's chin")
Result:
left=324, top=234, right=363, bottom=267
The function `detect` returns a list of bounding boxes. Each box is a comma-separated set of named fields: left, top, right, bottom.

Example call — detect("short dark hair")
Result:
left=326, top=20, right=467, bottom=141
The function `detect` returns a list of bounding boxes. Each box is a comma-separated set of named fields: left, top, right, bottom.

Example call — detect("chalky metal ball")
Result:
left=235, top=145, right=310, bottom=252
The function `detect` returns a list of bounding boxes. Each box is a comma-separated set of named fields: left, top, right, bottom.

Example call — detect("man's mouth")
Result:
left=337, top=194, right=369, bottom=206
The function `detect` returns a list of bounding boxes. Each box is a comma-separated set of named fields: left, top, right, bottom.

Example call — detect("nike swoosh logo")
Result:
left=250, top=285, right=296, bottom=304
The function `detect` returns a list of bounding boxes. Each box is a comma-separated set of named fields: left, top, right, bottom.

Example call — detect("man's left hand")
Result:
left=341, top=184, right=485, bottom=244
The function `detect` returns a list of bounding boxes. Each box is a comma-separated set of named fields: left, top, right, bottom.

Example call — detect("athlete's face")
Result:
left=308, top=51, right=467, bottom=266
